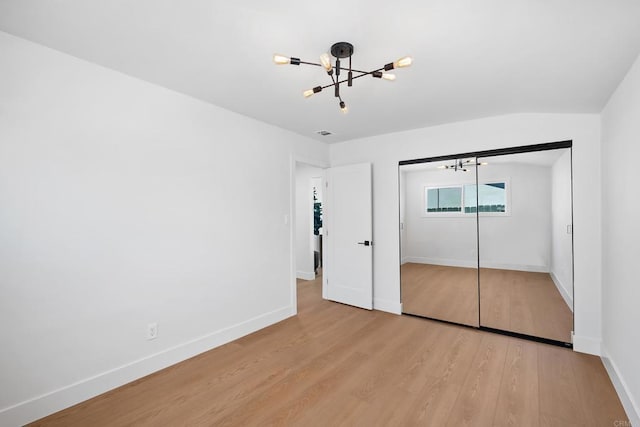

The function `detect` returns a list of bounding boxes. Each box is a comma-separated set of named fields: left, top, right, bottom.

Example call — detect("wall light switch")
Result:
left=284, top=214, right=290, bottom=225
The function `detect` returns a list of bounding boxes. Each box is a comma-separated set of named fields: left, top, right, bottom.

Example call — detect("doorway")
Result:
left=293, top=160, right=326, bottom=312
left=291, top=159, right=374, bottom=313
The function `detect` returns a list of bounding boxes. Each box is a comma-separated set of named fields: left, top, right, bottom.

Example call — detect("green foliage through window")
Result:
left=313, top=187, right=322, bottom=235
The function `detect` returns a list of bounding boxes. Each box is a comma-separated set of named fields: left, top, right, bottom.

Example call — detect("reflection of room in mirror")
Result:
left=400, top=158, right=480, bottom=327
left=401, top=263, right=479, bottom=326
left=399, top=146, right=573, bottom=344
left=478, top=148, right=573, bottom=343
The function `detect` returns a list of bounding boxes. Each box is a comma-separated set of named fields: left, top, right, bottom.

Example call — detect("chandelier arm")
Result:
left=330, top=73, right=343, bottom=102
left=299, top=60, right=323, bottom=67
left=295, top=59, right=384, bottom=75
left=317, top=67, right=385, bottom=90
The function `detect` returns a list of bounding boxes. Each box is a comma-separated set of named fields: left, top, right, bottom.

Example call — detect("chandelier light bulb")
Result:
left=273, top=54, right=290, bottom=65
left=339, top=101, right=348, bottom=114
left=393, top=56, right=413, bottom=68
left=382, top=73, right=396, bottom=81
left=320, top=53, right=333, bottom=72
left=303, top=86, right=323, bottom=98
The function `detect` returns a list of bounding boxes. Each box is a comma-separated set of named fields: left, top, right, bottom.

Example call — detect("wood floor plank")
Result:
left=539, top=411, right=585, bottom=427
left=537, top=344, right=587, bottom=425
left=403, top=375, right=462, bottom=426
left=492, top=338, right=539, bottom=427
left=446, top=333, right=509, bottom=426
left=570, top=352, right=628, bottom=426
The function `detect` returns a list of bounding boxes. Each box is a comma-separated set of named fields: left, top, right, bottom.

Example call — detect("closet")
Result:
left=399, top=141, right=573, bottom=346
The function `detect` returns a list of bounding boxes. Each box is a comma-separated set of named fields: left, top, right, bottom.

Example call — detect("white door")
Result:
left=324, top=162, right=373, bottom=310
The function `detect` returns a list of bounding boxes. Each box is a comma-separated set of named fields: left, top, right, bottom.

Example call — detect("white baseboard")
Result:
left=403, top=256, right=548, bottom=273
left=480, top=261, right=548, bottom=273
left=601, top=349, right=640, bottom=426
left=0, top=306, right=294, bottom=427
left=296, top=270, right=316, bottom=280
left=572, top=333, right=602, bottom=356
left=374, top=298, right=402, bottom=315
left=550, top=271, right=573, bottom=312
left=404, top=256, right=476, bottom=268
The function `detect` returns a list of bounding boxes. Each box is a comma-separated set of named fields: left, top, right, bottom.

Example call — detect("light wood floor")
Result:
left=480, top=268, right=573, bottom=343
left=401, top=263, right=479, bottom=327
left=401, top=263, right=573, bottom=342
left=31, top=275, right=627, bottom=426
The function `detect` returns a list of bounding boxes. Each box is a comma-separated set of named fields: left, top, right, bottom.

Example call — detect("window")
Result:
left=426, top=186, right=462, bottom=212
left=424, top=181, right=508, bottom=216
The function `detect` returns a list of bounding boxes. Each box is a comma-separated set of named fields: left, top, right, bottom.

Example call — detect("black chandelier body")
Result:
left=274, top=42, right=412, bottom=113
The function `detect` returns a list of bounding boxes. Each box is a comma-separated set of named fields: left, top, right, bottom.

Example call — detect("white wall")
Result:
left=478, top=163, right=551, bottom=272
left=0, top=31, right=329, bottom=426
left=330, top=113, right=601, bottom=354
left=601, top=52, right=640, bottom=425
left=402, top=168, right=477, bottom=267
left=295, top=163, right=323, bottom=280
left=402, top=163, right=551, bottom=271
left=550, top=149, right=574, bottom=309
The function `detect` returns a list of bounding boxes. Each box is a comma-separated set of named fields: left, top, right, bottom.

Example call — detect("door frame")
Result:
left=289, top=155, right=329, bottom=316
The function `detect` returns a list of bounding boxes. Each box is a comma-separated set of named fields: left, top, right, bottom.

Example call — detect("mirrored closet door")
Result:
left=400, top=158, right=479, bottom=327
left=399, top=142, right=574, bottom=346
left=477, top=148, right=573, bottom=343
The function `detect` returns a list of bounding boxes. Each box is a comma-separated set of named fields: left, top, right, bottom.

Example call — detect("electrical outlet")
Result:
left=147, top=322, right=158, bottom=340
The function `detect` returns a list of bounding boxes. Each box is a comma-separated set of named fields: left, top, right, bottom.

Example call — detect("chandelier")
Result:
left=273, top=42, right=412, bottom=113
left=438, top=159, right=489, bottom=172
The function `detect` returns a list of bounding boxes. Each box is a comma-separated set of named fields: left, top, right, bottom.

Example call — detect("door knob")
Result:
left=358, top=240, right=371, bottom=246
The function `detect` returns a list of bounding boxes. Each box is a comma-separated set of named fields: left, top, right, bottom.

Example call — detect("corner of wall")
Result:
left=572, top=333, right=601, bottom=356
left=550, top=271, right=574, bottom=312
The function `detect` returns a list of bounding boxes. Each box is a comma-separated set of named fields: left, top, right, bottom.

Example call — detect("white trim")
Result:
left=550, top=271, right=573, bottom=312
left=0, top=306, right=294, bottom=427
left=404, top=256, right=476, bottom=268
left=373, top=298, right=402, bottom=315
left=601, top=349, right=640, bottom=426
left=296, top=270, right=316, bottom=281
left=572, top=334, right=602, bottom=355
left=403, top=256, right=549, bottom=273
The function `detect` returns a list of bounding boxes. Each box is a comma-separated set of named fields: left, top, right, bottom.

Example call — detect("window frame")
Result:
left=422, top=178, right=511, bottom=218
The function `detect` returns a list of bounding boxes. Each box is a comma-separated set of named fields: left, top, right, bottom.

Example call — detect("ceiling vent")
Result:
left=316, top=130, right=332, bottom=136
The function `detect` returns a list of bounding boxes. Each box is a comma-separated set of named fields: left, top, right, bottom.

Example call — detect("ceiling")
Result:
left=1, top=1, right=640, bottom=143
